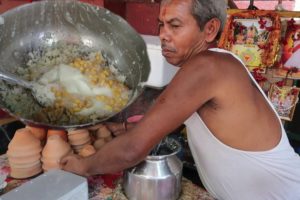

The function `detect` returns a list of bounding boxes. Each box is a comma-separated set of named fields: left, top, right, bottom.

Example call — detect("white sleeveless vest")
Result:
left=184, top=48, right=300, bottom=200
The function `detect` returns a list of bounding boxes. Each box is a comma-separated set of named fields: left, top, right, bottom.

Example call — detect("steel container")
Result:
left=123, top=138, right=183, bottom=200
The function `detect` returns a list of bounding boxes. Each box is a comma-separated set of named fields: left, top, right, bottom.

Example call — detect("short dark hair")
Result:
left=191, top=0, right=227, bottom=39
left=160, top=0, right=227, bottom=40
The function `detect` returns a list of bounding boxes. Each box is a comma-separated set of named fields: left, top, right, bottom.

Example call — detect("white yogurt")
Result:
left=35, top=64, right=114, bottom=115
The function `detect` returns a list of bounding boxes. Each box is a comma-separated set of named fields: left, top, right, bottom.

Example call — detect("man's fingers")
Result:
left=60, top=156, right=70, bottom=166
left=105, top=122, right=123, bottom=132
left=112, top=130, right=125, bottom=136
left=61, top=155, right=78, bottom=166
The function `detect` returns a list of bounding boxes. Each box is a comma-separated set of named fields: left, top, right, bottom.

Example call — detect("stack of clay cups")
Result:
left=26, top=125, right=47, bottom=146
left=68, top=129, right=91, bottom=154
left=47, top=129, right=68, bottom=142
left=78, top=144, right=96, bottom=157
left=7, top=128, right=42, bottom=179
left=93, top=125, right=113, bottom=150
left=41, top=135, right=72, bottom=172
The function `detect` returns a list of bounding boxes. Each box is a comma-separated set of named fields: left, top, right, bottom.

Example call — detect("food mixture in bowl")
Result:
left=0, top=42, right=132, bottom=125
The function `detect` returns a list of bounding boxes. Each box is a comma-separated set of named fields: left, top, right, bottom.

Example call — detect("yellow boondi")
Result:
left=49, top=52, right=129, bottom=115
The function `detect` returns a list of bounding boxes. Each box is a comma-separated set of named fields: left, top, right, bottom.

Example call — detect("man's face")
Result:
left=158, top=0, right=205, bottom=66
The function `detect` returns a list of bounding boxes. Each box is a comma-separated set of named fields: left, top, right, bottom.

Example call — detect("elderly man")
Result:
left=62, top=0, right=300, bottom=199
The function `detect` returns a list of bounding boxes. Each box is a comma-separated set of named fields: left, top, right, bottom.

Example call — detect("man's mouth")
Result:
left=162, top=48, right=172, bottom=55
left=161, top=45, right=176, bottom=56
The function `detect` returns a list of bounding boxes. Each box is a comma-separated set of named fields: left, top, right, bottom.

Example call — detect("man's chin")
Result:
left=164, top=57, right=181, bottom=66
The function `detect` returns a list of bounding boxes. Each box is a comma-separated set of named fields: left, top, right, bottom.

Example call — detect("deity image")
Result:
left=284, top=30, right=300, bottom=69
left=269, top=85, right=300, bottom=121
left=245, top=25, right=258, bottom=44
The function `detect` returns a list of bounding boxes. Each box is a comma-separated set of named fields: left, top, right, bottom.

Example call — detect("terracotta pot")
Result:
left=72, top=141, right=92, bottom=153
left=6, top=148, right=42, bottom=158
left=9, top=160, right=41, bottom=169
left=42, top=135, right=72, bottom=171
left=42, top=150, right=73, bottom=171
left=8, top=153, right=41, bottom=165
left=41, top=149, right=72, bottom=164
left=79, top=145, right=96, bottom=157
left=26, top=125, right=47, bottom=142
left=42, top=135, right=71, bottom=159
left=96, top=126, right=111, bottom=139
left=87, top=124, right=105, bottom=131
left=42, top=164, right=59, bottom=172
left=7, top=128, right=42, bottom=159
left=47, top=129, right=68, bottom=142
left=10, top=163, right=42, bottom=179
left=104, top=136, right=113, bottom=142
left=68, top=129, right=91, bottom=145
left=68, top=129, right=92, bottom=151
left=71, top=139, right=91, bottom=148
left=93, top=138, right=106, bottom=150
left=41, top=149, right=72, bottom=169
left=41, top=159, right=61, bottom=171
left=41, top=158, right=60, bottom=166
left=69, top=137, right=91, bottom=146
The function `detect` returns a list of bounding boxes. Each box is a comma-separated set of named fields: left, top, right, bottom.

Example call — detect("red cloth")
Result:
left=0, top=109, right=9, bottom=118
left=101, top=173, right=123, bottom=188
left=292, top=44, right=300, bottom=53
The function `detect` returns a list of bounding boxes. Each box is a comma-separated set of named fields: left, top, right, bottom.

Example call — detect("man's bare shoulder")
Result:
left=164, top=51, right=241, bottom=105
left=182, top=50, right=246, bottom=84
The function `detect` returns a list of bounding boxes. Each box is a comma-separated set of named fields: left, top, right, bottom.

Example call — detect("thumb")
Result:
left=60, top=155, right=71, bottom=166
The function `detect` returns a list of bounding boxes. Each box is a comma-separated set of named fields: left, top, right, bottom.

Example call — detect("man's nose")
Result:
left=159, top=26, right=170, bottom=43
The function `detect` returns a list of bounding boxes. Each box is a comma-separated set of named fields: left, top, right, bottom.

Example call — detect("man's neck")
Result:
left=177, top=41, right=215, bottom=67
left=208, top=41, right=218, bottom=49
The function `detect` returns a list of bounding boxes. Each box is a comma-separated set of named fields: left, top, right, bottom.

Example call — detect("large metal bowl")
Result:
left=0, top=0, right=150, bottom=129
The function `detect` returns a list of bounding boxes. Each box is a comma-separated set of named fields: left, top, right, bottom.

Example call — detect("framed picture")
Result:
left=268, top=84, right=300, bottom=121
left=218, top=10, right=281, bottom=72
left=273, top=20, right=300, bottom=79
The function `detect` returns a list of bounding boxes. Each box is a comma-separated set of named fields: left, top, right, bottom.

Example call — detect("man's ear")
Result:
left=204, top=18, right=221, bottom=43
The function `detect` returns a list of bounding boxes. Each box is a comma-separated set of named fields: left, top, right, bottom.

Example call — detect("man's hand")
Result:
left=61, top=154, right=89, bottom=177
left=105, top=115, right=144, bottom=136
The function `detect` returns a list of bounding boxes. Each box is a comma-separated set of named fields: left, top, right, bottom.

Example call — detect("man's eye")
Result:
left=158, top=22, right=164, bottom=27
left=171, top=24, right=180, bottom=29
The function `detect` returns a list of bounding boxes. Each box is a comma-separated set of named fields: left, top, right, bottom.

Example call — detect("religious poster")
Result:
left=219, top=10, right=281, bottom=72
left=274, top=19, right=300, bottom=79
left=268, top=84, right=300, bottom=121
